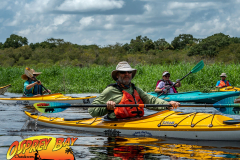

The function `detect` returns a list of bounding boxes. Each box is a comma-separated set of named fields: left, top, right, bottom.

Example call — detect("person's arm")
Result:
left=88, top=87, right=122, bottom=117
left=216, top=81, right=221, bottom=88
left=155, top=81, right=165, bottom=93
left=26, top=81, right=39, bottom=90
left=228, top=81, right=231, bottom=86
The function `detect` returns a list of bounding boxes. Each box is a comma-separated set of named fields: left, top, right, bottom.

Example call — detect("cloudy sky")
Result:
left=1, top=0, right=240, bottom=46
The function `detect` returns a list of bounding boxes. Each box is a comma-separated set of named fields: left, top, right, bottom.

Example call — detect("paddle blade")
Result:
left=25, top=67, right=33, bottom=78
left=34, top=102, right=70, bottom=113
left=190, top=60, right=204, bottom=73
left=214, top=96, right=240, bottom=115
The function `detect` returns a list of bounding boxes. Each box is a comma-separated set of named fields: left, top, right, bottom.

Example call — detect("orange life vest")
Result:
left=218, top=80, right=230, bottom=87
left=108, top=83, right=144, bottom=119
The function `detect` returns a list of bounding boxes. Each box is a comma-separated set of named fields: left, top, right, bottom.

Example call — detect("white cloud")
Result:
left=1, top=0, right=240, bottom=46
left=57, top=0, right=125, bottom=12
left=53, top=15, right=72, bottom=26
left=79, top=17, right=95, bottom=27
left=24, top=0, right=52, bottom=13
left=168, top=2, right=215, bottom=10
left=104, top=23, right=113, bottom=29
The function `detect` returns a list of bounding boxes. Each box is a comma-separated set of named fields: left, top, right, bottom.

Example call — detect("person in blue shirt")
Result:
left=21, top=69, right=51, bottom=97
left=216, top=73, right=231, bottom=88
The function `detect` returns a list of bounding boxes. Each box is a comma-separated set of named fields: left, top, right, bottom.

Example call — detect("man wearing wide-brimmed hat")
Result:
left=89, top=61, right=180, bottom=120
left=22, top=68, right=51, bottom=97
left=216, top=73, right=231, bottom=88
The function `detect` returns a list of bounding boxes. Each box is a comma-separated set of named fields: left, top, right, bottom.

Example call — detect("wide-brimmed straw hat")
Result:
left=21, top=68, right=42, bottom=80
left=111, top=61, right=137, bottom=81
left=220, top=73, right=227, bottom=77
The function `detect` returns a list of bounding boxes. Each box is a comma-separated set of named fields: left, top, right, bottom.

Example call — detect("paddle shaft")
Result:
left=33, top=77, right=50, bottom=93
left=37, top=103, right=239, bottom=108
left=157, top=72, right=191, bottom=97
left=157, top=60, right=204, bottom=98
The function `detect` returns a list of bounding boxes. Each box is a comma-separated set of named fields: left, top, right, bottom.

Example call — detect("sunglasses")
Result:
left=164, top=75, right=170, bottom=77
left=119, top=71, right=133, bottom=74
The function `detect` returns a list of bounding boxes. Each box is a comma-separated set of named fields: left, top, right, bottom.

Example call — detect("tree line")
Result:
left=0, top=33, right=240, bottom=67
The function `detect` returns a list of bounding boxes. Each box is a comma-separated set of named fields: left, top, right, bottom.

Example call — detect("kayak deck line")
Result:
left=25, top=111, right=240, bottom=131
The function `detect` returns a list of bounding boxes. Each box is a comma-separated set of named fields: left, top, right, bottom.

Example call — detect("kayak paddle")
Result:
left=25, top=67, right=51, bottom=94
left=33, top=96, right=240, bottom=115
left=157, top=60, right=204, bottom=97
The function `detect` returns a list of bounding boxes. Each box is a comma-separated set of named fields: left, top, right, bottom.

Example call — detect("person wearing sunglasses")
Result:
left=155, top=71, right=181, bottom=94
left=21, top=68, right=51, bottom=97
left=89, top=61, right=180, bottom=120
left=216, top=73, right=231, bottom=88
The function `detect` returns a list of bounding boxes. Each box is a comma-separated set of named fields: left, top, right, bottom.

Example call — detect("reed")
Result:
left=1, top=63, right=240, bottom=94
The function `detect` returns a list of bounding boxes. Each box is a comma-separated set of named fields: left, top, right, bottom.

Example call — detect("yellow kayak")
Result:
left=212, top=86, right=240, bottom=92
left=0, top=93, right=96, bottom=105
left=25, top=110, right=240, bottom=140
left=0, top=84, right=11, bottom=95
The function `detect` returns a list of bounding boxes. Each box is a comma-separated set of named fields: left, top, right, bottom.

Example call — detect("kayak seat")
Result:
left=223, top=119, right=240, bottom=125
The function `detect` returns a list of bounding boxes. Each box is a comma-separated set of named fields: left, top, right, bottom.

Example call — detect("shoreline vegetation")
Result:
left=1, top=63, right=240, bottom=94
left=1, top=33, right=240, bottom=94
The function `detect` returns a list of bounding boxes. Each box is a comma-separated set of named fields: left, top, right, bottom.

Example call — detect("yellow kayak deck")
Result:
left=25, top=110, right=239, bottom=131
left=212, top=86, right=240, bottom=92
left=0, top=93, right=96, bottom=101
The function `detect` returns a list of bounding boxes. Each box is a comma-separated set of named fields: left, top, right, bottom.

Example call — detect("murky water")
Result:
left=1, top=92, right=240, bottom=159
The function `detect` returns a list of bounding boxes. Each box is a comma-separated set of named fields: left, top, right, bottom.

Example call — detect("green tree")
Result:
left=3, top=34, right=28, bottom=49
left=129, top=35, right=144, bottom=52
left=0, top=42, right=3, bottom=49
left=144, top=40, right=155, bottom=51
left=171, top=34, right=197, bottom=50
left=154, top=38, right=173, bottom=50
left=188, top=33, right=231, bottom=57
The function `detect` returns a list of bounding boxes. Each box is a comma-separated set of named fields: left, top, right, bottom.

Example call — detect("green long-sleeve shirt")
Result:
left=88, top=85, right=169, bottom=119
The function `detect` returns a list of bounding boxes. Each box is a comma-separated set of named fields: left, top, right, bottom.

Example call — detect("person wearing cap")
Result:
left=216, top=73, right=231, bottom=88
left=21, top=68, right=51, bottom=97
left=155, top=71, right=181, bottom=94
left=88, top=61, right=180, bottom=120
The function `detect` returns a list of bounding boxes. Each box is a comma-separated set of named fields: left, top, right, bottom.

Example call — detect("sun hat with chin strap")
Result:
left=111, top=61, right=137, bottom=81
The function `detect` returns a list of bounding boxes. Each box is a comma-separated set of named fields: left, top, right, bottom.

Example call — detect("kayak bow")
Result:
left=25, top=110, right=240, bottom=140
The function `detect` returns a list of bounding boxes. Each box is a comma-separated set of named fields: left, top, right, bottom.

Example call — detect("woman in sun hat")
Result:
left=88, top=61, right=180, bottom=120
left=21, top=68, right=51, bottom=97
left=155, top=71, right=181, bottom=94
left=216, top=73, right=231, bottom=88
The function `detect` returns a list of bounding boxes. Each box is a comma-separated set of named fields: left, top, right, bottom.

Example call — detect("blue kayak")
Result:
left=148, top=91, right=240, bottom=104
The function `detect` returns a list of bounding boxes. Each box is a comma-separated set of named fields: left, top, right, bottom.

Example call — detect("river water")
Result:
left=1, top=92, right=240, bottom=160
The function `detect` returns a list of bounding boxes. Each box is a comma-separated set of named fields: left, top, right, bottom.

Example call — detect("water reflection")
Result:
left=87, top=137, right=240, bottom=160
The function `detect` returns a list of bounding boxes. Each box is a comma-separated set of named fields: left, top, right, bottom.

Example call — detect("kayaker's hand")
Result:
left=106, top=101, right=116, bottom=110
left=168, top=101, right=180, bottom=110
left=43, top=89, right=51, bottom=94
left=35, top=81, right=41, bottom=85
left=162, top=89, right=168, bottom=93
left=176, top=79, right=180, bottom=83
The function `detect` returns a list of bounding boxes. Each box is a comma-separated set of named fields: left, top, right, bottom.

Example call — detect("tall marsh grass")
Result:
left=1, top=63, right=240, bottom=94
